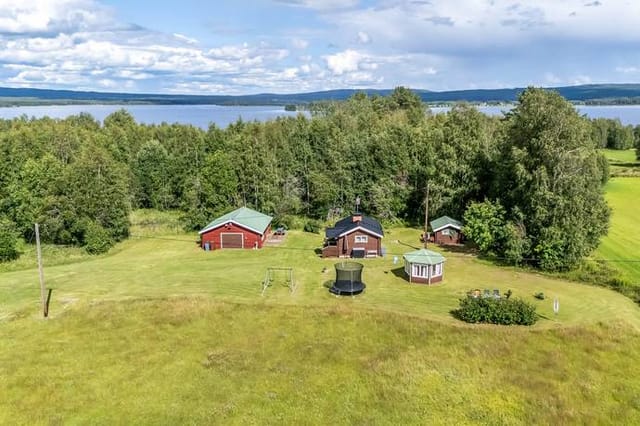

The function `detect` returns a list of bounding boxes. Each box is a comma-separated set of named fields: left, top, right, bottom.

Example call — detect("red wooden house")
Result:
left=322, top=214, right=384, bottom=258
left=199, top=207, right=272, bottom=250
left=430, top=216, right=464, bottom=245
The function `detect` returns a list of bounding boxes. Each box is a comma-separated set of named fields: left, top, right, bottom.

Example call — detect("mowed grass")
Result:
left=1, top=227, right=639, bottom=328
left=2, top=210, right=640, bottom=423
left=2, top=299, right=640, bottom=424
left=595, top=177, right=640, bottom=284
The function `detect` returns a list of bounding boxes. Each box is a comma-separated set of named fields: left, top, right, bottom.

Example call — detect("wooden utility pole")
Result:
left=424, top=183, right=429, bottom=248
left=35, top=223, right=47, bottom=318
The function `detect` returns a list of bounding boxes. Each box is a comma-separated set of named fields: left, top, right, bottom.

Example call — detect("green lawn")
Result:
left=602, top=148, right=637, bottom=164
left=2, top=212, right=640, bottom=423
left=602, top=148, right=640, bottom=177
left=595, top=177, right=640, bottom=284
left=2, top=227, right=639, bottom=329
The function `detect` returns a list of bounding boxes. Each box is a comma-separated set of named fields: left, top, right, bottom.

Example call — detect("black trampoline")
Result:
left=330, top=262, right=366, bottom=296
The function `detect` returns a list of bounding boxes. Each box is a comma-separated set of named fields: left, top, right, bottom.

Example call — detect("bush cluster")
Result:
left=452, top=296, right=538, bottom=326
left=303, top=219, right=322, bottom=234
left=275, top=215, right=306, bottom=231
left=0, top=219, right=20, bottom=262
left=84, top=221, right=114, bottom=255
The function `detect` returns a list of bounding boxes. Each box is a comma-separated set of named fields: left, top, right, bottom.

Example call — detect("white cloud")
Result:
left=329, top=0, right=640, bottom=55
left=0, top=0, right=115, bottom=34
left=173, top=33, right=198, bottom=44
left=570, top=75, right=592, bottom=85
left=291, top=38, right=309, bottom=49
left=0, top=0, right=635, bottom=94
left=616, top=66, right=640, bottom=74
left=324, top=49, right=368, bottom=75
left=274, top=0, right=359, bottom=11
left=357, top=31, right=370, bottom=44
left=544, top=72, right=562, bottom=84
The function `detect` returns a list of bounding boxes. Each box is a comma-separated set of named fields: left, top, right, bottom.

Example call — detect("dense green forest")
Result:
left=0, top=87, right=634, bottom=270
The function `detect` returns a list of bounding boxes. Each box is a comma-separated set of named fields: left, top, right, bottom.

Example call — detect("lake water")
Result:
left=1, top=103, right=640, bottom=128
left=0, top=104, right=302, bottom=129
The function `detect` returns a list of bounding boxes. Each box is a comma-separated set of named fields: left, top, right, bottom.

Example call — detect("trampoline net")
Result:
left=335, top=262, right=363, bottom=283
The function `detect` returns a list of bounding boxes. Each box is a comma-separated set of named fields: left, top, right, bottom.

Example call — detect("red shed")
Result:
left=199, top=207, right=272, bottom=250
left=430, top=216, right=464, bottom=245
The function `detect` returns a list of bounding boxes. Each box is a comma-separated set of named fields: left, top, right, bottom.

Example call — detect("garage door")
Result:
left=220, top=233, right=244, bottom=248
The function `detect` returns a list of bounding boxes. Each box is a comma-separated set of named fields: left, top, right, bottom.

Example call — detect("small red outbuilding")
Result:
left=430, top=215, right=464, bottom=245
left=199, top=207, right=272, bottom=250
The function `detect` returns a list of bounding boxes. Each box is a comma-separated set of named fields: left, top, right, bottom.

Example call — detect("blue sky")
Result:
left=0, top=0, right=639, bottom=94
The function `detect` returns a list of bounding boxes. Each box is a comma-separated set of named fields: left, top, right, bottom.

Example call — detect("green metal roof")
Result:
left=199, top=207, right=273, bottom=235
left=403, top=248, right=446, bottom=265
left=430, top=215, right=463, bottom=232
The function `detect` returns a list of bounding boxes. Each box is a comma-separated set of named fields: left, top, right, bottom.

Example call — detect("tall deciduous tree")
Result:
left=498, top=88, right=610, bottom=270
left=181, top=150, right=238, bottom=230
left=65, top=144, right=130, bottom=246
left=134, top=140, right=173, bottom=209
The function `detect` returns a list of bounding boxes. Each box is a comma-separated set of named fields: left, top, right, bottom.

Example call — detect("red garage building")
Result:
left=199, top=207, right=272, bottom=250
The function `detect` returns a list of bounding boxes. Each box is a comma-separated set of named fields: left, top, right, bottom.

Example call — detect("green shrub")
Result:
left=303, top=219, right=322, bottom=234
left=84, top=221, right=114, bottom=255
left=0, top=219, right=20, bottom=262
left=276, top=215, right=305, bottom=231
left=452, top=296, right=538, bottom=326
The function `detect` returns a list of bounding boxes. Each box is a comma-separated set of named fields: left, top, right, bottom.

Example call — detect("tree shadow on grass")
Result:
left=609, top=161, right=640, bottom=168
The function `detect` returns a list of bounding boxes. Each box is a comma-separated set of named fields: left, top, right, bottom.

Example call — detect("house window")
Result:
left=355, top=235, right=368, bottom=243
left=435, top=263, right=442, bottom=276
left=441, top=229, right=450, bottom=236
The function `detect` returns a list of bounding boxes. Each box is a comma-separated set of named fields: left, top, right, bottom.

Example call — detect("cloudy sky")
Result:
left=0, top=0, right=639, bottom=94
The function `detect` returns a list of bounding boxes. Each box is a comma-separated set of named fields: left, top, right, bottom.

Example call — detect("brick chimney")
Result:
left=352, top=214, right=362, bottom=223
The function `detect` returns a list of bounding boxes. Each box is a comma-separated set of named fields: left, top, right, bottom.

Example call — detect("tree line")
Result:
left=0, top=87, right=612, bottom=271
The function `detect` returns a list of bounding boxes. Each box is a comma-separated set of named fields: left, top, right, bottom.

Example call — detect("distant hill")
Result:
left=1, top=84, right=640, bottom=106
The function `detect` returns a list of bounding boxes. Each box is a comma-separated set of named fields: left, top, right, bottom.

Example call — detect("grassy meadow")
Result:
left=2, top=204, right=640, bottom=423
left=602, top=148, right=640, bottom=177
left=2, top=299, right=640, bottom=424
left=596, top=149, right=640, bottom=285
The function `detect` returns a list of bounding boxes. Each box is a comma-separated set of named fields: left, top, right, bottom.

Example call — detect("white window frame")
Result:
left=435, top=263, right=442, bottom=276
left=354, top=235, right=368, bottom=243
left=412, top=264, right=420, bottom=277
left=441, top=229, right=450, bottom=236
left=412, top=264, right=430, bottom=278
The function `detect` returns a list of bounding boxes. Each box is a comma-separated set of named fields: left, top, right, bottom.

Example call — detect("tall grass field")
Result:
left=1, top=182, right=640, bottom=423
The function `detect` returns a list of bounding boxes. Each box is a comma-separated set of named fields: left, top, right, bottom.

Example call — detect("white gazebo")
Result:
left=402, top=248, right=446, bottom=285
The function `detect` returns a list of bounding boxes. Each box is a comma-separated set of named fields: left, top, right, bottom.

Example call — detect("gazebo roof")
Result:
left=403, top=248, right=446, bottom=265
